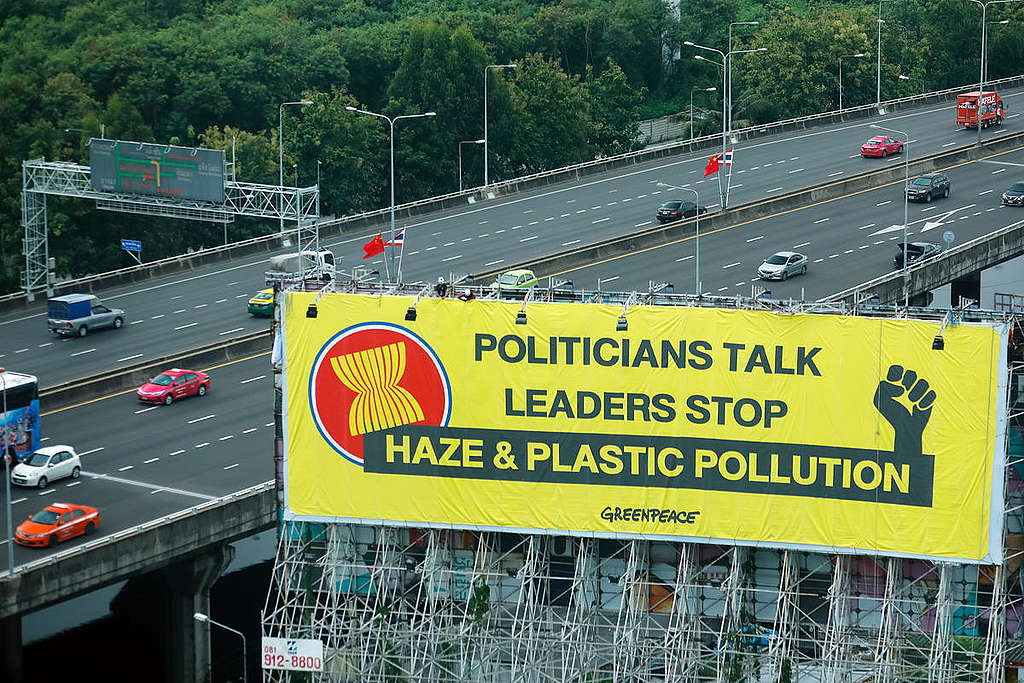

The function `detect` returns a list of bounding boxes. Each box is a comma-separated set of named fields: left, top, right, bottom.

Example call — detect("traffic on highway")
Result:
left=2, top=85, right=1024, bottom=566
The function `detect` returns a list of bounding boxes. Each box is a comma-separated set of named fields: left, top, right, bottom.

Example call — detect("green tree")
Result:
left=586, top=58, right=646, bottom=156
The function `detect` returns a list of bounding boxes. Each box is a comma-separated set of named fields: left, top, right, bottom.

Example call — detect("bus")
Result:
left=0, top=369, right=41, bottom=466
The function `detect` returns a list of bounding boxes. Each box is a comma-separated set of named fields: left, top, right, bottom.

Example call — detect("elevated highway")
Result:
left=3, top=87, right=1024, bottom=386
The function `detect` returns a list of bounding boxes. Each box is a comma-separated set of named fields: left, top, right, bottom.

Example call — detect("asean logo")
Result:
left=309, top=322, right=451, bottom=466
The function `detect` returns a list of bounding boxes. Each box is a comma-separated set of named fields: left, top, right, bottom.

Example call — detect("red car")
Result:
left=15, top=502, right=100, bottom=547
left=861, top=136, right=903, bottom=158
left=137, top=368, right=210, bottom=405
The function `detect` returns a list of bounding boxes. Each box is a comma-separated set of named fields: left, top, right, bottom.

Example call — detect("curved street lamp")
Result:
left=690, top=86, right=717, bottom=142
left=346, top=106, right=436, bottom=279
left=839, top=53, right=867, bottom=111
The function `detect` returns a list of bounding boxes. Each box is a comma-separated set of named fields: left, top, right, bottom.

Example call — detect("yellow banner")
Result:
left=284, top=292, right=1007, bottom=563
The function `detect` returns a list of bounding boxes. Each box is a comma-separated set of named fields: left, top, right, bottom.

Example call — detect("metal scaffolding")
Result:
left=19, top=155, right=318, bottom=299
left=261, top=290, right=1024, bottom=682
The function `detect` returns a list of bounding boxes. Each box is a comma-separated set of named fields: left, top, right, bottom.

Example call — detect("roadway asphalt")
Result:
left=2, top=87, right=1024, bottom=387
left=550, top=147, right=1024, bottom=301
left=0, top=353, right=273, bottom=566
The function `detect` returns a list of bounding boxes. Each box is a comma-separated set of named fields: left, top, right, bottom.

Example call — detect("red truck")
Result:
left=957, top=91, right=1005, bottom=129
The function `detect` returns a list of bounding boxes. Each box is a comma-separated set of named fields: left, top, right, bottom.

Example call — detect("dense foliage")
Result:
left=0, top=0, right=1021, bottom=290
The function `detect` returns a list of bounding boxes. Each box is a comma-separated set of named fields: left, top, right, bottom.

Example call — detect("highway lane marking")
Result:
left=188, top=414, right=216, bottom=424
left=11, top=498, right=26, bottom=505
left=425, top=246, right=437, bottom=251
left=942, top=142, right=956, bottom=147
left=723, top=262, right=741, bottom=269
left=478, top=233, right=490, bottom=238
left=523, top=209, right=534, bottom=213
left=544, top=217, right=555, bottom=222
left=81, top=471, right=215, bottom=500
left=981, top=160, right=1024, bottom=167
left=118, top=353, right=143, bottom=362
left=38, top=342, right=52, bottom=348
left=528, top=220, right=540, bottom=225
left=992, top=168, right=1007, bottom=174
left=876, top=200, right=892, bottom=206
left=979, top=189, right=994, bottom=195
left=512, top=225, right=523, bottom=229
left=828, top=171, right=843, bottom=177
left=591, top=205, right=603, bottom=209
left=844, top=249, right=854, bottom=254
left=216, top=298, right=227, bottom=303
left=235, top=293, right=248, bottom=297
left=520, top=236, right=538, bottom=242
left=676, top=255, right=693, bottom=262
left=746, top=236, right=764, bottom=242
left=224, top=464, right=239, bottom=471
left=129, top=320, right=144, bottom=325
left=813, top=258, right=824, bottom=263
left=70, top=348, right=96, bottom=356
left=151, top=314, right=165, bottom=319
left=793, top=242, right=810, bottom=249
left=15, top=348, right=28, bottom=353
left=563, top=240, right=581, bottom=246
left=734, top=281, right=746, bottom=287
left=195, top=442, right=210, bottom=448
left=484, top=259, right=504, bottom=266
left=219, top=435, right=234, bottom=441
left=219, top=327, right=245, bottom=335
left=170, top=450, right=185, bottom=456
left=462, top=237, right=474, bottom=241
left=875, top=240, right=885, bottom=245
left=134, top=406, right=157, bottom=414
left=118, top=465, right=133, bottom=472
left=635, top=221, right=652, bottom=227
left=848, top=154, right=860, bottom=158
left=66, top=481, right=80, bottom=487
left=144, top=458, right=159, bottom=464
left=227, top=281, right=238, bottom=286
left=560, top=213, right=571, bottom=217
left=240, top=375, right=266, bottom=384
left=171, top=295, right=183, bottom=300
left=592, top=217, right=610, bottom=224
left=767, top=187, right=782, bottom=193
left=443, top=241, right=455, bottom=246
left=243, top=428, right=258, bottom=434
left=813, top=218, right=830, bottom=224
left=788, top=169, right=805, bottom=174
left=38, top=489, right=54, bottom=496
left=829, top=254, right=839, bottom=258
left=194, top=304, right=208, bottom=309
left=174, top=322, right=198, bottom=330
left=174, top=309, right=186, bottom=314
left=859, top=244, right=871, bottom=249
left=921, top=206, right=937, bottom=212
left=717, top=287, right=729, bottom=292
left=442, top=254, right=464, bottom=261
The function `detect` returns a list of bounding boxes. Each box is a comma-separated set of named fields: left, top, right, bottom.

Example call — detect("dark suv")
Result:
left=906, top=173, right=950, bottom=203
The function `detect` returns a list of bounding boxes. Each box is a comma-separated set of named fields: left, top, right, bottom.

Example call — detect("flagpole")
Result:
left=381, top=234, right=391, bottom=281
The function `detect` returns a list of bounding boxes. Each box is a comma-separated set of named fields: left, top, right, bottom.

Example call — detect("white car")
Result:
left=10, top=445, right=81, bottom=489
left=757, top=251, right=808, bottom=281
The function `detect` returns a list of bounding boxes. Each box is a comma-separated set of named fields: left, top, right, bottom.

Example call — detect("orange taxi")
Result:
left=15, top=502, right=100, bottom=547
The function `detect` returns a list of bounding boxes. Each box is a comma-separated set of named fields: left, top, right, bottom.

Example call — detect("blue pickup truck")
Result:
left=47, top=293, right=126, bottom=338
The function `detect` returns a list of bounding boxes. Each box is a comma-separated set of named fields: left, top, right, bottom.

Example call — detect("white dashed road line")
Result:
left=170, top=450, right=185, bottom=456
left=144, top=458, right=159, bottom=464
left=134, top=407, right=158, bottom=414
left=118, top=353, right=144, bottom=362
left=240, top=375, right=266, bottom=384
left=188, top=414, right=216, bottom=424
left=243, top=428, right=258, bottom=434
left=219, top=327, right=245, bottom=336
left=224, top=464, right=240, bottom=471
left=723, top=262, right=741, bottom=269
left=174, top=322, right=198, bottom=330
left=71, top=348, right=96, bottom=357
left=78, top=447, right=105, bottom=456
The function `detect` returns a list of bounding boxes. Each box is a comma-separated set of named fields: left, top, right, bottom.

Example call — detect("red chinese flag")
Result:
left=362, top=234, right=385, bottom=259
left=703, top=154, right=720, bottom=177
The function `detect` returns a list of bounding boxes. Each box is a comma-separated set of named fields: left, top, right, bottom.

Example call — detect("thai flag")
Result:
left=723, top=150, right=734, bottom=166
left=386, top=228, right=406, bottom=247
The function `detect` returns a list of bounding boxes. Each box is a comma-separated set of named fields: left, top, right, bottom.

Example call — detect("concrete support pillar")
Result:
left=111, top=543, right=235, bottom=683
left=950, top=270, right=982, bottom=308
left=0, top=613, right=22, bottom=683
left=909, top=290, right=933, bottom=307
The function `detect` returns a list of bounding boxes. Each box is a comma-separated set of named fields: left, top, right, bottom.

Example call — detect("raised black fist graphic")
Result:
left=873, top=364, right=936, bottom=458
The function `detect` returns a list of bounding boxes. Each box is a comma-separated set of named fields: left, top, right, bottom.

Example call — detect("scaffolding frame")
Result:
left=262, top=292, right=1024, bottom=682
left=20, top=155, right=318, bottom=299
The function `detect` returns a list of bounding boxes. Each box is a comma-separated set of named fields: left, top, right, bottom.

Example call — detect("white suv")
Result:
left=11, top=446, right=82, bottom=489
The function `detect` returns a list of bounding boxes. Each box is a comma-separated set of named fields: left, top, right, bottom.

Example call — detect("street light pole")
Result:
left=968, top=0, right=1020, bottom=148
left=727, top=21, right=759, bottom=136
left=1, top=368, right=12, bottom=578
left=484, top=63, right=517, bottom=188
left=194, top=612, right=246, bottom=683
left=839, top=53, right=867, bottom=111
left=876, top=0, right=890, bottom=109
left=686, top=41, right=766, bottom=211
left=459, top=139, right=486, bottom=193
left=871, top=124, right=910, bottom=306
left=690, top=86, right=717, bottom=142
left=984, top=20, right=1009, bottom=83
left=657, top=183, right=701, bottom=294
left=346, top=106, right=436, bottom=278
left=278, top=100, right=313, bottom=242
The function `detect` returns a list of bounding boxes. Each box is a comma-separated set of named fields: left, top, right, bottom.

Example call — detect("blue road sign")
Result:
left=121, top=239, right=142, bottom=252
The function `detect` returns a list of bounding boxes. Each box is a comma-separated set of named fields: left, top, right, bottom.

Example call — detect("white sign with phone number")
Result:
left=261, top=636, right=324, bottom=671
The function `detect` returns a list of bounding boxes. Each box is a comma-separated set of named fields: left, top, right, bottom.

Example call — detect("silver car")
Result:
left=758, top=251, right=808, bottom=280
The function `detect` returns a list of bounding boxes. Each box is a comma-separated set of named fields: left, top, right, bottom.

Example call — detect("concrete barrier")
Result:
left=6, top=76, right=1023, bottom=316
left=40, top=330, right=272, bottom=410
left=0, top=482, right=276, bottom=620
left=467, top=131, right=1024, bottom=284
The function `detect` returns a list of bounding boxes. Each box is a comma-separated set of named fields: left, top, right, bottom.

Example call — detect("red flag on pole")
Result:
left=703, top=153, right=721, bottom=177
left=362, top=234, right=385, bottom=259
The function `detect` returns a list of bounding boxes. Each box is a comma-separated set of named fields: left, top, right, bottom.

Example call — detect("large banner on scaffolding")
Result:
left=282, top=292, right=1008, bottom=563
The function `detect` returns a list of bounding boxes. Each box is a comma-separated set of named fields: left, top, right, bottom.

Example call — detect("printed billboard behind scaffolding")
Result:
left=282, top=292, right=1008, bottom=563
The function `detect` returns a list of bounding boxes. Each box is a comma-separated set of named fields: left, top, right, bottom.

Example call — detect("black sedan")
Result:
left=1003, top=181, right=1024, bottom=207
left=656, top=200, right=708, bottom=223
left=906, top=173, right=950, bottom=203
